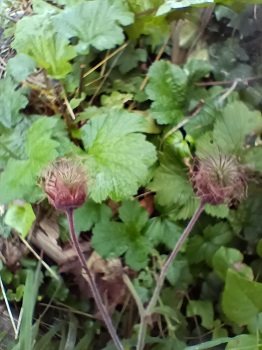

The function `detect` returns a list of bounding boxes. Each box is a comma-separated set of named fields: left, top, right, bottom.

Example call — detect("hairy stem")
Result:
left=136, top=201, right=205, bottom=350
left=66, top=209, right=123, bottom=350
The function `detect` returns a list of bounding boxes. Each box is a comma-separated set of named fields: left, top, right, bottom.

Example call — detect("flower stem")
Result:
left=136, top=201, right=205, bottom=350
left=66, top=209, right=123, bottom=350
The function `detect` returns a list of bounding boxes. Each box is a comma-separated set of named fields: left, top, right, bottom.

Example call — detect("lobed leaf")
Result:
left=52, top=0, right=134, bottom=54
left=213, top=101, right=262, bottom=155
left=0, top=78, right=28, bottom=128
left=92, top=200, right=151, bottom=270
left=82, top=110, right=157, bottom=202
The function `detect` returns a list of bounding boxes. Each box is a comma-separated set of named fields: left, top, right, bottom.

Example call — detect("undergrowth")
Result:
left=1, top=0, right=262, bottom=349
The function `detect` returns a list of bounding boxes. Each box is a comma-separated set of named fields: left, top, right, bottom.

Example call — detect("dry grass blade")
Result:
left=0, top=277, right=18, bottom=338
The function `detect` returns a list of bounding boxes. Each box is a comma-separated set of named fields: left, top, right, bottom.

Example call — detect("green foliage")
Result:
left=187, top=300, right=214, bottom=329
left=53, top=0, right=134, bottom=54
left=222, top=269, right=262, bottom=328
left=2, top=1, right=262, bottom=349
left=13, top=269, right=42, bottom=350
left=225, top=334, right=261, bottom=350
left=6, top=54, right=36, bottom=82
left=0, top=78, right=28, bottom=128
left=212, top=247, right=253, bottom=281
left=82, top=109, right=157, bottom=202
left=149, top=145, right=197, bottom=219
left=92, top=200, right=151, bottom=269
left=74, top=197, right=112, bottom=233
left=157, top=0, right=214, bottom=16
left=12, top=15, right=77, bottom=79
left=126, top=0, right=169, bottom=46
left=213, top=101, right=262, bottom=155
left=187, top=222, right=233, bottom=265
left=144, top=217, right=184, bottom=250
left=4, top=203, right=35, bottom=237
left=146, top=60, right=211, bottom=125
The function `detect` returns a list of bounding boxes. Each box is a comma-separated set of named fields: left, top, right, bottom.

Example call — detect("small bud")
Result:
left=191, top=154, right=247, bottom=206
left=40, top=159, right=87, bottom=211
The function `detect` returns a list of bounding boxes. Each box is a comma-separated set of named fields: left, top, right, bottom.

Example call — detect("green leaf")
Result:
left=101, top=91, right=133, bottom=109
left=12, top=15, right=76, bottom=79
left=126, top=0, right=169, bottom=47
left=152, top=338, right=186, bottom=350
left=53, top=0, right=134, bottom=54
left=113, top=44, right=147, bottom=74
left=144, top=217, right=184, bottom=250
left=187, top=222, right=233, bottom=265
left=0, top=78, right=28, bottom=128
left=32, top=0, right=62, bottom=15
left=82, top=109, right=156, bottom=202
left=185, top=88, right=222, bottom=139
left=185, top=338, right=233, bottom=350
left=184, top=60, right=212, bottom=84
left=13, top=270, right=42, bottom=350
left=225, top=335, right=261, bottom=350
left=74, top=198, right=112, bottom=233
left=242, top=146, right=262, bottom=171
left=213, top=101, right=262, bottom=155
left=0, top=117, right=71, bottom=203
left=187, top=300, right=214, bottom=329
left=166, top=257, right=193, bottom=289
left=146, top=61, right=187, bottom=124
left=212, top=247, right=253, bottom=281
left=92, top=200, right=151, bottom=270
left=6, top=54, right=36, bottom=82
left=26, top=119, right=60, bottom=171
left=4, top=203, right=35, bottom=238
left=157, top=0, right=214, bottom=16
left=228, top=186, right=262, bottom=242
left=257, top=239, right=262, bottom=258
left=205, top=204, right=229, bottom=218
left=222, top=269, right=262, bottom=327
left=119, top=200, right=148, bottom=231
left=149, top=146, right=197, bottom=219
left=0, top=117, right=33, bottom=168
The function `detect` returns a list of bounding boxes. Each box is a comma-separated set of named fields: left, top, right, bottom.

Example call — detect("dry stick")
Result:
left=161, top=100, right=205, bottom=146
left=83, top=42, right=128, bottom=79
left=195, top=75, right=262, bottom=87
left=136, top=202, right=205, bottom=350
left=0, top=276, right=18, bottom=338
left=66, top=209, right=124, bottom=350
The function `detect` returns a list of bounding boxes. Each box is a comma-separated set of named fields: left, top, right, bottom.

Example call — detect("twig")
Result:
left=89, top=47, right=125, bottom=105
left=77, top=64, right=86, bottom=98
left=218, top=80, right=238, bottom=104
left=66, top=209, right=123, bottom=350
left=83, top=42, right=128, bottom=79
left=161, top=100, right=205, bottom=144
left=195, top=75, right=262, bottom=87
left=61, top=86, right=76, bottom=121
left=16, top=233, right=60, bottom=281
left=162, top=118, right=189, bottom=143
left=136, top=202, right=205, bottom=350
left=0, top=276, right=18, bottom=338
left=123, top=274, right=145, bottom=318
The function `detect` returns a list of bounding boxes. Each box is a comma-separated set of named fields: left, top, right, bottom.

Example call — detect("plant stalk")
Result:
left=66, top=209, right=124, bottom=350
left=136, top=201, right=205, bottom=350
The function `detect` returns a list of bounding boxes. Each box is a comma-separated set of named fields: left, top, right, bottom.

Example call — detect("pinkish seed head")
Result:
left=40, top=159, right=87, bottom=212
left=191, top=154, right=248, bottom=206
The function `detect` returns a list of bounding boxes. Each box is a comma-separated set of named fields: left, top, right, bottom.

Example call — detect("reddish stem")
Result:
left=66, top=209, right=123, bottom=350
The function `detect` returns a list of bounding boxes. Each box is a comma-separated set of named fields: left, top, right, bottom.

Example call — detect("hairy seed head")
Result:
left=191, top=154, right=248, bottom=206
left=40, top=159, right=87, bottom=211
